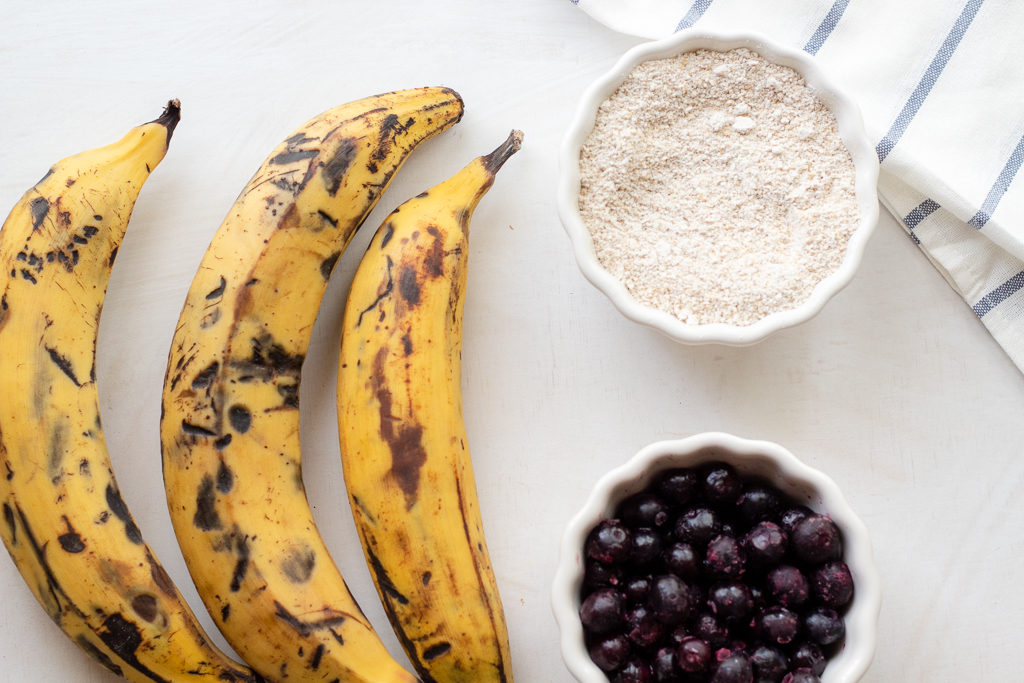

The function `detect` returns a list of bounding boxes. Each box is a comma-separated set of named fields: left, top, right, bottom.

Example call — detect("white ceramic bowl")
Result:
left=551, top=432, right=881, bottom=681
left=558, top=30, right=880, bottom=345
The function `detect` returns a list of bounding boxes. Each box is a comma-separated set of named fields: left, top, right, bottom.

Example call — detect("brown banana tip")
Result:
left=482, top=129, right=524, bottom=174
left=154, top=99, right=182, bottom=145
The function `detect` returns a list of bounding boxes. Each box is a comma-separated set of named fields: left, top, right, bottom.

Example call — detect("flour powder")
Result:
left=578, top=48, right=860, bottom=326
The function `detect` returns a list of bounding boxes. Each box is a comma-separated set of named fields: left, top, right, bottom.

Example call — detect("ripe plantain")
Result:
left=0, top=101, right=263, bottom=682
left=160, top=87, right=464, bottom=682
left=336, top=130, right=523, bottom=682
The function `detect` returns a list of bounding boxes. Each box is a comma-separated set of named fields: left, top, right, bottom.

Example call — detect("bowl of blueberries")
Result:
left=551, top=433, right=880, bottom=682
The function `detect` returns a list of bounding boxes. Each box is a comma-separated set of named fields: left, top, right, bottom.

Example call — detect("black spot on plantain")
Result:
left=269, top=148, right=318, bottom=165
left=214, top=433, right=233, bottom=451
left=221, top=603, right=230, bottom=622
left=372, top=114, right=403, bottom=162
left=422, top=571, right=431, bottom=586
left=310, top=643, right=325, bottom=670
left=74, top=634, right=124, bottom=678
left=191, top=361, right=219, bottom=390
left=366, top=543, right=408, bottom=605
left=216, top=460, right=234, bottom=493
left=58, top=516, right=85, bottom=553
left=424, top=225, right=445, bottom=277
left=320, top=251, right=340, bottom=281
left=3, top=503, right=16, bottom=545
left=317, top=209, right=338, bottom=229
left=322, top=137, right=358, bottom=196
left=146, top=549, right=177, bottom=598
left=182, top=420, right=217, bottom=438
left=230, top=535, right=251, bottom=592
left=277, top=382, right=299, bottom=409
left=206, top=276, right=227, bottom=300
left=380, top=222, right=394, bottom=248
left=228, top=405, right=252, bottom=434
left=193, top=475, right=222, bottom=531
left=20, top=269, right=37, bottom=284
left=97, top=613, right=169, bottom=682
left=83, top=225, right=99, bottom=237
left=29, top=196, right=49, bottom=230
left=272, top=600, right=347, bottom=636
left=131, top=593, right=158, bottom=623
left=371, top=347, right=427, bottom=509
left=398, top=266, right=420, bottom=305
left=401, top=332, right=413, bottom=356
left=281, top=544, right=316, bottom=584
left=108, top=245, right=119, bottom=267
left=423, top=642, right=452, bottom=661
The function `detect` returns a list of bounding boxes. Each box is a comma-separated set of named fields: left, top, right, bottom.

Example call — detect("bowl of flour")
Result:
left=558, top=30, right=879, bottom=345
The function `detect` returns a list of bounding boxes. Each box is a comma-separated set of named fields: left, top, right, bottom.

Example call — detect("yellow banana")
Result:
left=0, top=102, right=262, bottom=682
left=337, top=130, right=523, bottom=682
left=160, top=87, right=464, bottom=682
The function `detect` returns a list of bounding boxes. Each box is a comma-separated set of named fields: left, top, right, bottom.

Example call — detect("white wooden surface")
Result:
left=1, top=2, right=1022, bottom=681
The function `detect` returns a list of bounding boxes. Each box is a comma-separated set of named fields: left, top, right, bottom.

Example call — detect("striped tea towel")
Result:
left=571, top=0, right=1024, bottom=372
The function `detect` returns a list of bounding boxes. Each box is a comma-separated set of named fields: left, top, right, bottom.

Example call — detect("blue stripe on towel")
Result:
left=804, top=0, right=852, bottom=55
left=904, top=199, right=941, bottom=230
left=676, top=0, right=715, bottom=31
left=875, top=0, right=985, bottom=162
left=967, top=132, right=1024, bottom=229
left=973, top=270, right=1024, bottom=318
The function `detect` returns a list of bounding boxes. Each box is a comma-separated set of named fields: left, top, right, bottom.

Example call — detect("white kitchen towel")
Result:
left=571, top=0, right=1024, bottom=373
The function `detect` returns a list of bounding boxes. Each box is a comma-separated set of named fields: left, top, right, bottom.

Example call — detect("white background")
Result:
left=2, top=1, right=1023, bottom=681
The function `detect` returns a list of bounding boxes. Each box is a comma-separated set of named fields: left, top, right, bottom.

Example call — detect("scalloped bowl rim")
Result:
left=557, top=30, right=880, bottom=346
left=551, top=432, right=881, bottom=681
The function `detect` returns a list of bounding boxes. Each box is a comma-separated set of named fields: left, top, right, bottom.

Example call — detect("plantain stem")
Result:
left=481, top=129, right=523, bottom=174
left=153, top=99, right=182, bottom=144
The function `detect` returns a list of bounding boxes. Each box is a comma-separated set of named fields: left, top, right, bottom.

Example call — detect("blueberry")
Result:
left=804, top=607, right=845, bottom=645
left=631, top=528, right=664, bottom=566
left=779, top=506, right=813, bottom=535
left=781, top=670, right=821, bottom=683
left=656, top=468, right=700, bottom=508
left=626, top=604, right=665, bottom=648
left=765, top=565, right=809, bottom=608
left=790, top=641, right=826, bottom=676
left=790, top=514, right=842, bottom=564
left=711, top=651, right=754, bottom=683
left=588, top=519, right=633, bottom=564
left=702, top=462, right=744, bottom=506
left=694, top=612, right=731, bottom=649
left=737, top=485, right=783, bottom=523
left=580, top=587, right=626, bottom=635
left=749, top=645, right=788, bottom=682
left=674, top=506, right=721, bottom=547
left=584, top=559, right=622, bottom=589
left=613, top=658, right=654, bottom=683
left=759, top=605, right=800, bottom=645
left=811, top=561, right=854, bottom=608
left=648, top=574, right=692, bottom=625
left=706, top=534, right=747, bottom=578
left=624, top=576, right=652, bottom=604
left=663, top=542, right=701, bottom=580
left=588, top=633, right=632, bottom=672
left=669, top=635, right=709, bottom=673
left=620, top=492, right=670, bottom=529
left=743, top=521, right=788, bottom=568
left=652, top=647, right=681, bottom=682
left=708, top=582, right=754, bottom=623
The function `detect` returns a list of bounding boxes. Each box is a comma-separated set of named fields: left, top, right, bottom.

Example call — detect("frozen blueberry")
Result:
left=711, top=651, right=754, bottom=683
left=580, top=587, right=625, bottom=635
left=588, top=633, right=632, bottom=672
left=804, top=607, right=845, bottom=646
left=737, top=484, right=783, bottom=523
left=620, top=492, right=671, bottom=529
left=749, top=645, right=788, bottom=682
left=613, top=658, right=654, bottom=683
left=766, top=565, right=809, bottom=608
left=631, top=528, right=664, bottom=566
left=624, top=576, right=652, bottom=604
left=779, top=506, right=813, bottom=535
left=694, top=612, right=731, bottom=649
left=672, top=635, right=710, bottom=673
left=759, top=605, right=800, bottom=645
left=702, top=462, right=744, bottom=506
left=674, top=506, right=721, bottom=547
left=790, top=514, right=842, bottom=564
left=584, top=559, right=622, bottom=589
left=663, top=542, right=701, bottom=580
left=588, top=519, right=633, bottom=564
left=706, top=534, right=747, bottom=578
left=626, top=604, right=665, bottom=648
left=708, top=582, right=754, bottom=623
left=743, top=521, right=788, bottom=568
left=811, top=561, right=854, bottom=608
left=652, top=647, right=680, bottom=683
left=656, top=468, right=700, bottom=508
left=648, top=574, right=692, bottom=625
left=781, top=671, right=821, bottom=683
left=790, top=642, right=826, bottom=676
